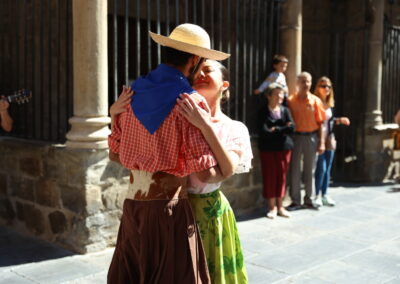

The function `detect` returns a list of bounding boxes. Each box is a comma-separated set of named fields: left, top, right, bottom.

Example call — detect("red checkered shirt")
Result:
left=108, top=105, right=218, bottom=177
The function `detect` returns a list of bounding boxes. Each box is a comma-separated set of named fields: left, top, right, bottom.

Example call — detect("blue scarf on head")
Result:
left=131, top=64, right=195, bottom=134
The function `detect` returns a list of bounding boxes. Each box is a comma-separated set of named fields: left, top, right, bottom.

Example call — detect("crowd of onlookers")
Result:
left=255, top=55, right=351, bottom=219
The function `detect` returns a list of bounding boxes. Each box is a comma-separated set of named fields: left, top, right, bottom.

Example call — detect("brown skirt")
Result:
left=107, top=171, right=210, bottom=284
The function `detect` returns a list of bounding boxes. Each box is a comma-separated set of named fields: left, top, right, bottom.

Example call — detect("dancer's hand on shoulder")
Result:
left=176, top=93, right=212, bottom=131
left=110, top=86, right=134, bottom=117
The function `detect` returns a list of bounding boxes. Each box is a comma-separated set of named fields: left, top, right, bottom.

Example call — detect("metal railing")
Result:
left=0, top=0, right=73, bottom=143
left=382, top=23, right=400, bottom=124
left=303, top=26, right=370, bottom=181
left=107, top=0, right=282, bottom=133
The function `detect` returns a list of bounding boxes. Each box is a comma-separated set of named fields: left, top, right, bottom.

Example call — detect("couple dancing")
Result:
left=108, top=23, right=253, bottom=284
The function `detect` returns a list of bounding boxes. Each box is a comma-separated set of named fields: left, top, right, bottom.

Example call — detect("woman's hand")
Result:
left=317, top=141, right=326, bottom=154
left=176, top=93, right=212, bottom=131
left=338, top=117, right=350, bottom=126
left=110, top=86, right=133, bottom=117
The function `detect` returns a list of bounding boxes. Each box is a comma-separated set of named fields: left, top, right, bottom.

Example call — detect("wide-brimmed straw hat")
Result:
left=149, top=23, right=230, bottom=61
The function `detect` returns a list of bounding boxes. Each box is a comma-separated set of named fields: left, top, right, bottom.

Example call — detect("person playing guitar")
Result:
left=0, top=95, right=12, bottom=132
left=0, top=89, right=32, bottom=132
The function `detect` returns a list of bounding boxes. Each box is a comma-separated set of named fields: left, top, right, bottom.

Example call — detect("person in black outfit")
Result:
left=257, top=83, right=295, bottom=219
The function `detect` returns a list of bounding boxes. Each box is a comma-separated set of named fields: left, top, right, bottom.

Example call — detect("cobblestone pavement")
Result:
left=1, top=183, right=400, bottom=284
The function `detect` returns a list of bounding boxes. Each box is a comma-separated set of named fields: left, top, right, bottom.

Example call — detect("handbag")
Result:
left=325, top=133, right=337, bottom=150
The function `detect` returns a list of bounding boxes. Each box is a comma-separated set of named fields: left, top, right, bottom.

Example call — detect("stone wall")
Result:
left=363, top=125, right=400, bottom=182
left=0, top=138, right=264, bottom=253
left=0, top=138, right=127, bottom=253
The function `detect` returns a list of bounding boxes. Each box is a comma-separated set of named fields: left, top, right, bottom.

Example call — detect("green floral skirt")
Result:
left=189, top=190, right=248, bottom=284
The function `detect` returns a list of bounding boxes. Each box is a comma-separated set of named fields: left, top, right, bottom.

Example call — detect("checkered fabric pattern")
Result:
left=108, top=105, right=218, bottom=177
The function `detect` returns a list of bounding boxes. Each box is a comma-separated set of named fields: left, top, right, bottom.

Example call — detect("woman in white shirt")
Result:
left=313, top=76, right=350, bottom=206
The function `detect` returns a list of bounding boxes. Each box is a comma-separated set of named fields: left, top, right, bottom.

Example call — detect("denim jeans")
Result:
left=315, top=150, right=335, bottom=196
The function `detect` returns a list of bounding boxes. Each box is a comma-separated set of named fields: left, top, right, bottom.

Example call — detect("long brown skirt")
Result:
left=107, top=198, right=210, bottom=284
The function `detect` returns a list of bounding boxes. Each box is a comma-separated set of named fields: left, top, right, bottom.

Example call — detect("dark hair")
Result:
left=212, top=60, right=230, bottom=103
left=162, top=47, right=194, bottom=67
left=272, top=54, right=288, bottom=66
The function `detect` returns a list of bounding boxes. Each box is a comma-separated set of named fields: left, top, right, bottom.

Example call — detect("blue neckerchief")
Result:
left=131, top=64, right=195, bottom=134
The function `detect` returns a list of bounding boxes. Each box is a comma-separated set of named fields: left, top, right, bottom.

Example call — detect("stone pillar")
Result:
left=365, top=0, right=384, bottom=128
left=359, top=0, right=387, bottom=182
left=66, top=0, right=110, bottom=149
left=280, top=0, right=302, bottom=95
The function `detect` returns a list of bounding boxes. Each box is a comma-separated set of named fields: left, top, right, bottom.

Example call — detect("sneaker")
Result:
left=266, top=209, right=277, bottom=219
left=278, top=208, right=291, bottom=218
left=314, top=196, right=323, bottom=207
left=322, top=195, right=336, bottom=206
left=286, top=203, right=302, bottom=211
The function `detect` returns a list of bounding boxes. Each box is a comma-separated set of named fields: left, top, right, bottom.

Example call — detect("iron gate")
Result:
left=0, top=0, right=73, bottom=143
left=303, top=26, right=369, bottom=181
left=382, top=22, right=400, bottom=123
left=107, top=0, right=283, bottom=134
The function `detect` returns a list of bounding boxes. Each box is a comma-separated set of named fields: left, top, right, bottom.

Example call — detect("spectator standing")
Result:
left=313, top=77, right=350, bottom=206
left=254, top=55, right=289, bottom=103
left=287, top=72, right=326, bottom=211
left=257, top=83, right=294, bottom=218
left=0, top=96, right=12, bottom=132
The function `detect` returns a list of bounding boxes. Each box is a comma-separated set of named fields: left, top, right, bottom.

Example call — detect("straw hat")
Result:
left=149, top=23, right=230, bottom=61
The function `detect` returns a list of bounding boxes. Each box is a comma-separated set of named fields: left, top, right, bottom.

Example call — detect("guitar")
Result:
left=1, top=89, right=32, bottom=105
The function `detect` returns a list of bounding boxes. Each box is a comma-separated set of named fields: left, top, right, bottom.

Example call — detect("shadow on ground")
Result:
left=331, top=181, right=397, bottom=188
left=388, top=186, right=400, bottom=193
left=0, top=226, right=74, bottom=267
left=236, top=208, right=266, bottom=222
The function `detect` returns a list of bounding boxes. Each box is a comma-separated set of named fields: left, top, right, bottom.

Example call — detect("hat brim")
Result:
left=149, top=31, right=230, bottom=61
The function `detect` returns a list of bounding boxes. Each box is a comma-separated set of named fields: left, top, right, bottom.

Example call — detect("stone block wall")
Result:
left=0, top=138, right=264, bottom=253
left=362, top=125, right=400, bottom=182
left=0, top=138, right=128, bottom=253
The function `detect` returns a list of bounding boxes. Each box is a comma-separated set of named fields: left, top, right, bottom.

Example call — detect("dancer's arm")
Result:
left=177, top=93, right=239, bottom=182
left=110, top=86, right=133, bottom=129
left=108, top=86, right=133, bottom=164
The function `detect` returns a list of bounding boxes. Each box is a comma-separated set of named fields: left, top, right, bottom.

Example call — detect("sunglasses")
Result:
left=319, top=85, right=332, bottom=89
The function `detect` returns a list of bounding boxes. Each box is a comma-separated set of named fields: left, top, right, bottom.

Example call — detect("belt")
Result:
left=294, top=130, right=318, bottom=136
left=126, top=170, right=188, bottom=201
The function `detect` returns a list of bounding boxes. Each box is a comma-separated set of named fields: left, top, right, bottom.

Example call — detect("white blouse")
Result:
left=188, top=115, right=253, bottom=194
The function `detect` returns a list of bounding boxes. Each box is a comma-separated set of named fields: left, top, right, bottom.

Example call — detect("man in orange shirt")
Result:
left=287, top=72, right=326, bottom=210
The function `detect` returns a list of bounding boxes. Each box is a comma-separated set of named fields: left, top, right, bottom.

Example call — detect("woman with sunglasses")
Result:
left=313, top=77, right=350, bottom=206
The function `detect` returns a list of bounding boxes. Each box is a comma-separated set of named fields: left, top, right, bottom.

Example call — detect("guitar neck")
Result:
left=1, top=89, right=32, bottom=104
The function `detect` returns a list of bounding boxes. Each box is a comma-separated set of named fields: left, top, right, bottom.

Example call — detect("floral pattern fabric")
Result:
left=189, top=190, right=248, bottom=284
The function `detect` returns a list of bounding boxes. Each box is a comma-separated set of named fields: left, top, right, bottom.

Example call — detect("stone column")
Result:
left=66, top=0, right=110, bottom=149
left=280, top=0, right=302, bottom=95
left=365, top=0, right=384, bottom=128
left=360, top=0, right=390, bottom=182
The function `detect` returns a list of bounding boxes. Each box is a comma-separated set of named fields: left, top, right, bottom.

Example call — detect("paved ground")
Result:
left=1, top=183, right=400, bottom=284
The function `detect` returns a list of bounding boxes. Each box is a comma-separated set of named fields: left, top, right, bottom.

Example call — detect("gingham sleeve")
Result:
left=108, top=115, right=122, bottom=154
left=180, top=118, right=218, bottom=175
